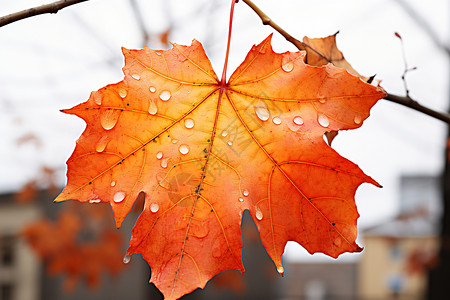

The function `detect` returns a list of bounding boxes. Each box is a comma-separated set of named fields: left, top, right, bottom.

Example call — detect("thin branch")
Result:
left=0, top=0, right=89, bottom=28
left=385, top=93, right=450, bottom=124
left=241, top=0, right=450, bottom=125
left=242, top=0, right=330, bottom=63
left=394, top=0, right=450, bottom=56
left=129, top=0, right=150, bottom=46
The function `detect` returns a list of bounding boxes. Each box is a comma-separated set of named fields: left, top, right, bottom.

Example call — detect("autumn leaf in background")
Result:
left=23, top=208, right=125, bottom=291
left=55, top=34, right=386, bottom=299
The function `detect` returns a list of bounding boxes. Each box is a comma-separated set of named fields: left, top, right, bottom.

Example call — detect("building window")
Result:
left=0, top=235, right=15, bottom=267
left=0, top=283, right=14, bottom=300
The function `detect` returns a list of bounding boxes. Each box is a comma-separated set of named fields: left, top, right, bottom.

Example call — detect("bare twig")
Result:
left=242, top=0, right=330, bottom=63
left=0, top=0, right=89, bottom=28
left=241, top=0, right=450, bottom=125
left=394, top=0, right=450, bottom=55
left=385, top=93, right=450, bottom=124
left=129, top=0, right=150, bottom=46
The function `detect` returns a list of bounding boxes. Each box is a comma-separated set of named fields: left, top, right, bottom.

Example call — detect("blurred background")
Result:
left=0, top=0, right=448, bottom=299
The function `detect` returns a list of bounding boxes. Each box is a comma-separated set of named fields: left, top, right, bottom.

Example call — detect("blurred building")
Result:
left=0, top=174, right=441, bottom=300
left=358, top=175, right=441, bottom=300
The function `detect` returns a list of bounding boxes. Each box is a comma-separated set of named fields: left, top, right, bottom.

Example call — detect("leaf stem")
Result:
left=221, top=0, right=238, bottom=85
left=0, top=0, right=89, bottom=27
left=241, top=0, right=450, bottom=125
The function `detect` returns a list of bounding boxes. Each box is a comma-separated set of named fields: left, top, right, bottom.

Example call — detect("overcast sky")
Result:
left=1, top=0, right=448, bottom=261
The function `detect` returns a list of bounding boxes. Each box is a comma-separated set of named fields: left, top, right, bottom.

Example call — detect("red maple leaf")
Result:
left=55, top=31, right=385, bottom=298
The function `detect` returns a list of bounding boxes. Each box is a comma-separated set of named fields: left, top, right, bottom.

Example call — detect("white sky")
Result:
left=0, top=0, right=448, bottom=262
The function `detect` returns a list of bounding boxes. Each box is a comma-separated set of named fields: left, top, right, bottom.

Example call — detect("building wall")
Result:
left=0, top=202, right=42, bottom=300
left=358, top=235, right=438, bottom=300
left=277, top=263, right=358, bottom=300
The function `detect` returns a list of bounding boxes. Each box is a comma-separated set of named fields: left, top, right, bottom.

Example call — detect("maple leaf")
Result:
left=23, top=210, right=125, bottom=291
left=55, top=34, right=386, bottom=299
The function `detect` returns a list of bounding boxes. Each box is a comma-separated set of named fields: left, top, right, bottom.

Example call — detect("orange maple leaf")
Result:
left=55, top=34, right=386, bottom=299
left=23, top=210, right=125, bottom=291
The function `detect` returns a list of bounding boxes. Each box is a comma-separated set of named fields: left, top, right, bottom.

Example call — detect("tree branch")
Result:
left=385, top=93, right=450, bottom=124
left=394, top=0, right=450, bottom=56
left=241, top=0, right=450, bottom=125
left=0, top=0, right=89, bottom=28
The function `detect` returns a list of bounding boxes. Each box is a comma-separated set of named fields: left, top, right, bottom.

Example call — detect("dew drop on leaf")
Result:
left=179, top=144, right=189, bottom=155
left=123, top=254, right=131, bottom=264
left=171, top=139, right=179, bottom=144
left=221, top=130, right=228, bottom=137
left=255, top=206, right=263, bottom=220
left=354, top=115, right=362, bottom=124
left=161, top=158, right=168, bottom=168
left=149, top=86, right=156, bottom=93
left=293, top=116, right=304, bottom=125
left=227, top=141, right=233, bottom=146
left=272, top=117, right=281, bottom=125
left=277, top=266, right=284, bottom=274
left=131, top=74, right=141, bottom=80
left=110, top=181, right=116, bottom=187
left=148, top=101, right=158, bottom=115
left=89, top=199, right=101, bottom=204
left=156, top=151, right=163, bottom=160
left=93, top=93, right=102, bottom=105
left=254, top=100, right=270, bottom=121
left=159, top=90, right=171, bottom=101
left=318, top=114, right=330, bottom=128
left=239, top=197, right=244, bottom=202
left=100, top=109, right=121, bottom=130
left=150, top=202, right=160, bottom=213
left=319, top=98, right=326, bottom=104
left=113, top=191, right=126, bottom=203
left=184, top=118, right=195, bottom=129
left=281, top=56, right=294, bottom=72
left=243, top=189, right=249, bottom=197
left=95, top=136, right=109, bottom=153
left=118, top=89, right=127, bottom=98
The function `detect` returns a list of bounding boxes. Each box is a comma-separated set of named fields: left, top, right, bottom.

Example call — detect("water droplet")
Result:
left=254, top=100, right=270, bottom=121
left=184, top=118, right=195, bottom=129
left=95, top=136, right=109, bottom=153
left=227, top=141, right=233, bottom=146
left=319, top=98, right=326, bottom=104
left=150, top=202, right=159, bottom=213
left=255, top=207, right=263, bottom=220
left=221, top=130, right=228, bottom=137
left=156, top=151, right=163, bottom=160
left=113, top=191, right=126, bottom=203
left=159, top=90, right=171, bottom=101
left=131, top=74, right=140, bottom=80
left=161, top=158, right=168, bottom=168
left=272, top=117, right=281, bottom=125
left=110, top=181, right=116, bottom=187
left=171, top=139, right=178, bottom=144
left=239, top=197, right=244, bottom=202
left=118, top=89, right=127, bottom=98
left=156, top=51, right=162, bottom=56
left=293, top=116, right=304, bottom=125
left=100, top=109, right=121, bottom=130
left=354, top=115, right=362, bottom=124
left=243, top=189, right=249, bottom=197
left=282, top=61, right=294, bottom=72
left=148, top=100, right=158, bottom=115
left=277, top=266, right=284, bottom=274
left=89, top=199, right=101, bottom=204
left=149, top=86, right=156, bottom=93
left=123, top=254, right=131, bottom=264
left=93, top=93, right=102, bottom=105
left=179, top=144, right=190, bottom=155
left=318, top=114, right=330, bottom=128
